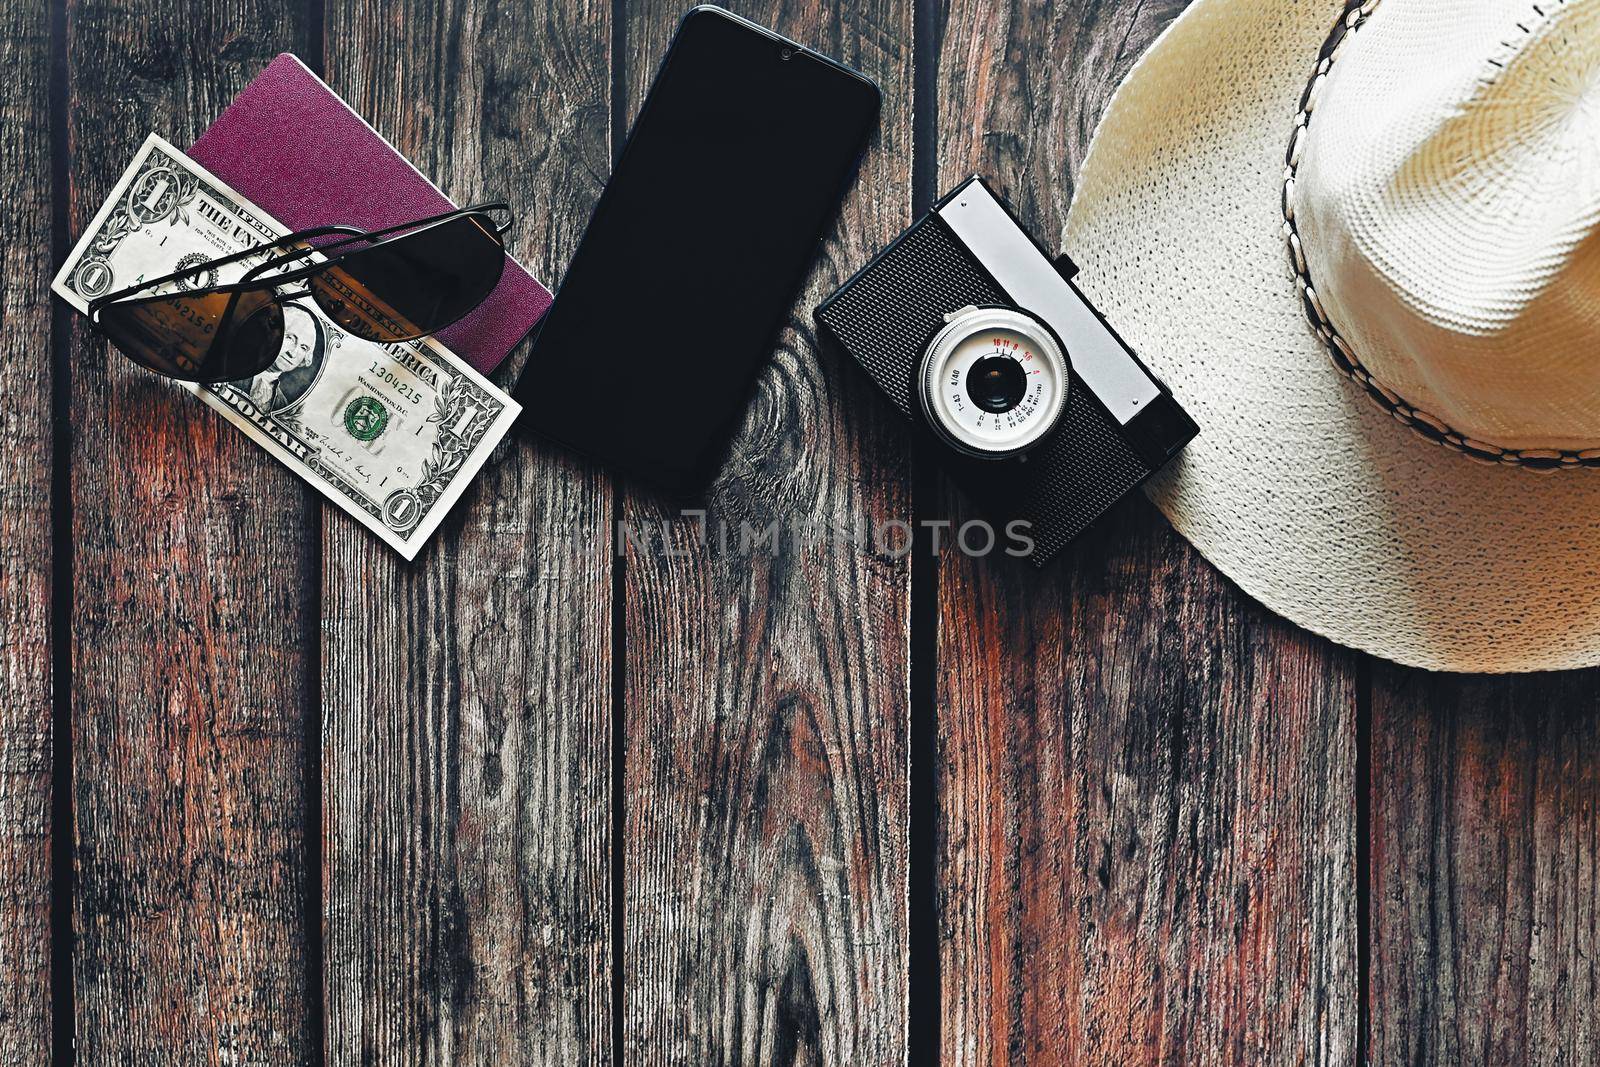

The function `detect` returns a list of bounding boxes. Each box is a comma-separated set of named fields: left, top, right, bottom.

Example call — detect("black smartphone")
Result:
left=514, top=6, right=881, bottom=495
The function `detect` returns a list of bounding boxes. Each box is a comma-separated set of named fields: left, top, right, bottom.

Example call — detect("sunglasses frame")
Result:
left=88, top=202, right=514, bottom=382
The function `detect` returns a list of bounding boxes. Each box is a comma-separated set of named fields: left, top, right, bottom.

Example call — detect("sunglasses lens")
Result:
left=97, top=288, right=285, bottom=382
left=309, top=212, right=506, bottom=342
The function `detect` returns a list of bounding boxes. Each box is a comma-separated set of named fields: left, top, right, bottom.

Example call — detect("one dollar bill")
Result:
left=52, top=133, right=520, bottom=560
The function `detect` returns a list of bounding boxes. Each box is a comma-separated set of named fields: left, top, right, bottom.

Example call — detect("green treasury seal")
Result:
left=343, top=396, right=389, bottom=442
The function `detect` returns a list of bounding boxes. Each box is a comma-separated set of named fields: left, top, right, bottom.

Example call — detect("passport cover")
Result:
left=190, top=52, right=550, bottom=375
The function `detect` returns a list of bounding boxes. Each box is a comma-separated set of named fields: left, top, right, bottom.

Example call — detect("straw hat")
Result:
left=1063, top=0, right=1600, bottom=672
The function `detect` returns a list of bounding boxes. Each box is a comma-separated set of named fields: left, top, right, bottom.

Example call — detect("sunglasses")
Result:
left=88, top=203, right=513, bottom=383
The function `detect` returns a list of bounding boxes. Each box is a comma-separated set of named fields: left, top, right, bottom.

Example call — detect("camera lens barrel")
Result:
left=917, top=304, right=1070, bottom=459
left=967, top=355, right=1029, bottom=413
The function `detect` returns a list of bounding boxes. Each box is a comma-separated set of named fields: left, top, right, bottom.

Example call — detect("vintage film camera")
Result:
left=816, top=176, right=1198, bottom=565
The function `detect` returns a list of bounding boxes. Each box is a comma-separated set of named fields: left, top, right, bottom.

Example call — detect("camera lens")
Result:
left=917, top=306, right=1069, bottom=459
left=966, top=356, right=1027, bottom=413
left=780, top=46, right=794, bottom=60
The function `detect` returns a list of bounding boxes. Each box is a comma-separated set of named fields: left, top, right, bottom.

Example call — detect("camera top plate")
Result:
left=935, top=178, right=1162, bottom=427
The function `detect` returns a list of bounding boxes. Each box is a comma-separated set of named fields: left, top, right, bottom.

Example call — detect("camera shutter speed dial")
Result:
left=917, top=305, right=1070, bottom=458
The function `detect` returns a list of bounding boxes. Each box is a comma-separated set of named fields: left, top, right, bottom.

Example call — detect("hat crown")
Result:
left=1296, top=0, right=1600, bottom=452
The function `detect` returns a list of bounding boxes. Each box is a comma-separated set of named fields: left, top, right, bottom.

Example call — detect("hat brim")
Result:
left=1064, top=0, right=1600, bottom=672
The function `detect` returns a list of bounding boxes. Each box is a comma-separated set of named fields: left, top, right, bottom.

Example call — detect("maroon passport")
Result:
left=190, top=53, right=550, bottom=375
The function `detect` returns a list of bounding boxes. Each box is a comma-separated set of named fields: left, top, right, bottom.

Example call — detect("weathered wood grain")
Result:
left=318, top=0, right=614, bottom=1062
left=64, top=0, right=316, bottom=1061
left=617, top=1, right=914, bottom=1063
left=1370, top=669, right=1600, bottom=1066
left=0, top=0, right=54, bottom=1061
left=30, top=3, right=1600, bottom=1062
left=932, top=2, right=1360, bottom=1063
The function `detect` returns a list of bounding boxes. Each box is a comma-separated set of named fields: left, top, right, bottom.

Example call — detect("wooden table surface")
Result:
left=6, top=0, right=1598, bottom=1063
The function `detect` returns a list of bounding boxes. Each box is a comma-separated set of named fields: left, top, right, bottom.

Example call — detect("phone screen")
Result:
left=515, top=7, right=881, bottom=493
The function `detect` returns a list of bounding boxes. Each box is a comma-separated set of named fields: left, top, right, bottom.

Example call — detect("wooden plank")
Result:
left=317, top=0, right=614, bottom=1062
left=618, top=1, right=913, bottom=1063
left=932, top=2, right=1361, bottom=1064
left=63, top=0, right=317, bottom=1061
left=1370, top=669, right=1600, bottom=1066
left=0, top=0, right=54, bottom=1061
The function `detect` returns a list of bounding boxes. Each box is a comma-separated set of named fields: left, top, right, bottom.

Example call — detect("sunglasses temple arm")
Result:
left=466, top=202, right=515, bottom=235
left=333, top=202, right=513, bottom=247
left=235, top=207, right=507, bottom=283
left=90, top=224, right=365, bottom=311
left=242, top=206, right=516, bottom=276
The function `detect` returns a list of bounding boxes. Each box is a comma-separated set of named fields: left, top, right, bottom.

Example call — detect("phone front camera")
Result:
left=780, top=46, right=794, bottom=60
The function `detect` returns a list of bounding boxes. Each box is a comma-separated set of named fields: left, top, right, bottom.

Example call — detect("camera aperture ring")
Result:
left=917, top=304, right=1071, bottom=459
